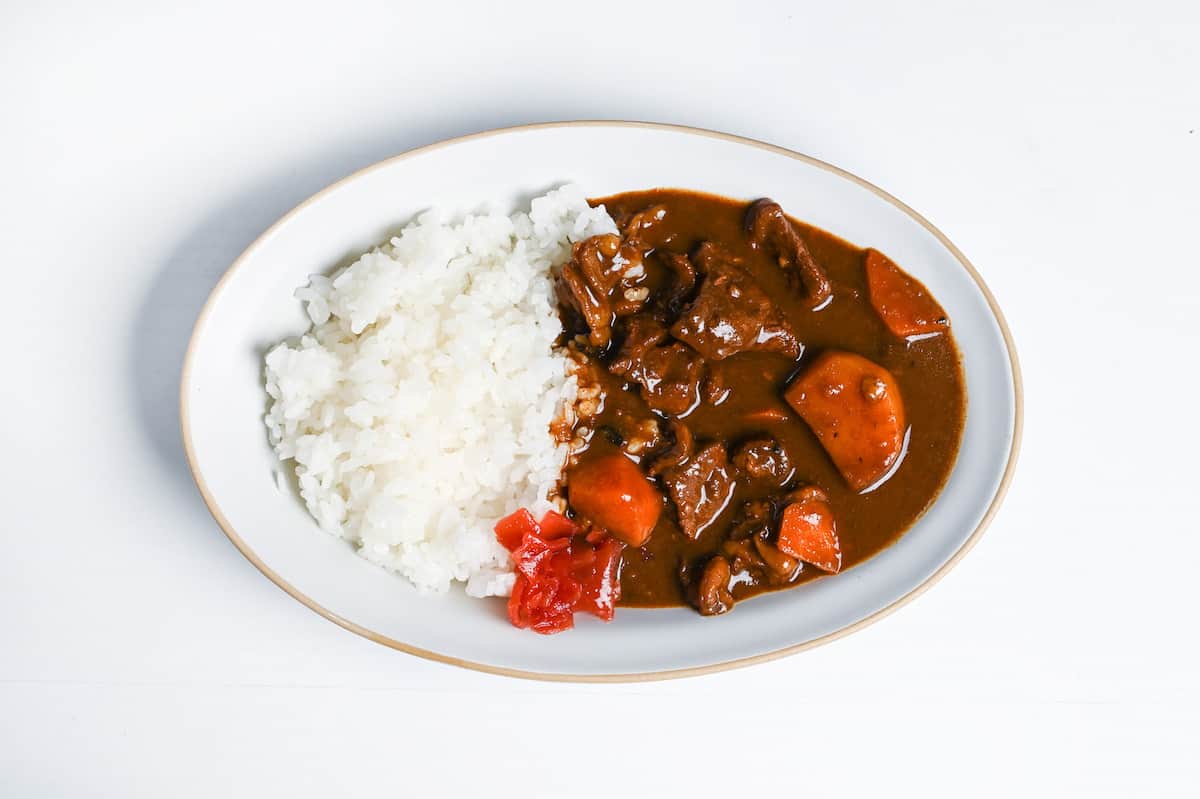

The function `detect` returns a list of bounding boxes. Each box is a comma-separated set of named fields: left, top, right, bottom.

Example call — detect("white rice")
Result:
left=263, top=185, right=617, bottom=597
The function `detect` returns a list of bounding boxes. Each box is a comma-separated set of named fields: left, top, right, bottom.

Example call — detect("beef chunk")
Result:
left=731, top=437, right=794, bottom=485
left=608, top=316, right=669, bottom=376
left=598, top=411, right=662, bottom=457
left=669, top=243, right=802, bottom=361
left=720, top=505, right=800, bottom=585
left=560, top=234, right=622, bottom=347
left=660, top=251, right=697, bottom=311
left=648, top=419, right=694, bottom=477
left=610, top=317, right=705, bottom=415
left=663, top=442, right=736, bottom=539
left=728, top=498, right=774, bottom=540
left=752, top=537, right=800, bottom=581
left=701, top=361, right=732, bottom=405
left=745, top=199, right=831, bottom=307
left=559, top=232, right=655, bottom=348
left=694, top=555, right=734, bottom=616
left=635, top=343, right=705, bottom=415
left=616, top=204, right=668, bottom=241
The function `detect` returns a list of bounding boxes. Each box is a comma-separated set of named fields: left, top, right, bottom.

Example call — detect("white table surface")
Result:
left=3, top=1, right=1198, bottom=795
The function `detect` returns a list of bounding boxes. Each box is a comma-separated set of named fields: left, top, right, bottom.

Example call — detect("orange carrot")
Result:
left=864, top=249, right=949, bottom=338
left=784, top=350, right=906, bottom=491
left=567, top=454, right=662, bottom=547
left=778, top=497, right=841, bottom=573
left=743, top=406, right=792, bottom=424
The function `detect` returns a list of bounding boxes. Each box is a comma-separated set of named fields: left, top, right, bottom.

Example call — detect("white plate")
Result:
left=181, top=122, right=1022, bottom=681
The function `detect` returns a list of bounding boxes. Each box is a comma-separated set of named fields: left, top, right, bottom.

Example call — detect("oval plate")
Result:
left=182, top=122, right=1021, bottom=681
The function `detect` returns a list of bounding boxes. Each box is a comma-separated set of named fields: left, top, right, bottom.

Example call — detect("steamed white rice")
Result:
left=263, top=186, right=617, bottom=597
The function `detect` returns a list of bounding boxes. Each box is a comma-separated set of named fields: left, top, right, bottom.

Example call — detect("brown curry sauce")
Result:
left=555, top=189, right=965, bottom=614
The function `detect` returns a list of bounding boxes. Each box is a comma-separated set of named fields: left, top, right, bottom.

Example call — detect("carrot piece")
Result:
left=864, top=249, right=949, bottom=338
left=783, top=351, right=907, bottom=491
left=743, top=406, right=791, bottom=424
left=778, top=498, right=841, bottom=573
left=567, top=453, right=662, bottom=547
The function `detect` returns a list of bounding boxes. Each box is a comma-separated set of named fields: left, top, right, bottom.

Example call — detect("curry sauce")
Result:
left=495, top=188, right=966, bottom=631
left=560, top=190, right=965, bottom=610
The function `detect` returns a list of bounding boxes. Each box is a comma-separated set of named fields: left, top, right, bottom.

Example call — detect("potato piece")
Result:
left=864, top=249, right=949, bottom=338
left=784, top=351, right=907, bottom=491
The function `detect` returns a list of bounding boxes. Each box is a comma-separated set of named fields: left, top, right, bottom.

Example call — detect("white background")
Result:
left=2, top=0, right=1197, bottom=795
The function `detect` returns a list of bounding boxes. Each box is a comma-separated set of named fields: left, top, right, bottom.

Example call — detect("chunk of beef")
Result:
left=752, top=537, right=801, bottom=582
left=559, top=232, right=654, bottom=348
left=608, top=316, right=668, bottom=377
left=660, top=251, right=697, bottom=311
left=560, top=235, right=622, bottom=347
left=669, top=243, right=802, bottom=361
left=617, top=204, right=668, bottom=241
left=596, top=411, right=662, bottom=457
left=611, top=240, right=651, bottom=317
left=721, top=538, right=763, bottom=575
left=745, top=199, right=832, bottom=307
left=701, top=361, right=732, bottom=405
left=663, top=442, right=736, bottom=539
left=647, top=419, right=694, bottom=477
left=609, top=317, right=705, bottom=415
left=559, top=261, right=610, bottom=348
left=728, top=498, right=774, bottom=540
left=720, top=515, right=800, bottom=587
left=634, top=343, right=705, bottom=415
left=731, top=437, right=794, bottom=486
left=694, top=555, right=734, bottom=616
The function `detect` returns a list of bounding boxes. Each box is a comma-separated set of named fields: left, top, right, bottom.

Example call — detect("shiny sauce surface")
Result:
left=563, top=190, right=965, bottom=608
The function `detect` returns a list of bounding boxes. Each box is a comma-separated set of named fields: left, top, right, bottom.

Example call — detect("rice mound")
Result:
left=263, top=185, right=616, bottom=597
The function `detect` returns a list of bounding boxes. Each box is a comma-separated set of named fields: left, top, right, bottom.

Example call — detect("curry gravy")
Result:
left=562, top=190, right=965, bottom=609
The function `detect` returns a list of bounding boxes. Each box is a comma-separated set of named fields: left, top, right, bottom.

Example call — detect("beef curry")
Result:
left=495, top=189, right=965, bottom=632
